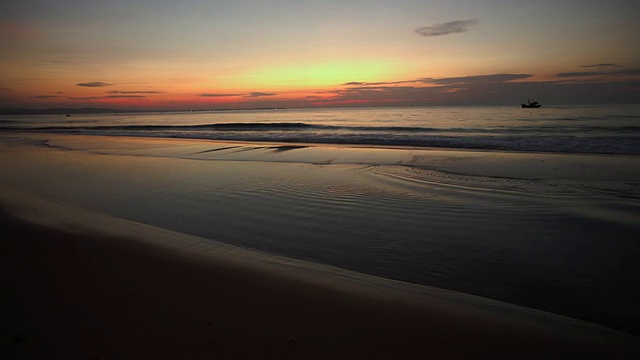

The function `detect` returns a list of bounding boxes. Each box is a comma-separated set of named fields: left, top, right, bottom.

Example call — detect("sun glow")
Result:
left=232, top=60, right=396, bottom=89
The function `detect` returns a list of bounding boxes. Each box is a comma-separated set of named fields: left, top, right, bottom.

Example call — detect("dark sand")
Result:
left=2, top=196, right=639, bottom=359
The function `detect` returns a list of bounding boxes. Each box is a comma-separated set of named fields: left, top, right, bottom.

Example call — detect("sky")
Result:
left=1, top=0, right=639, bottom=110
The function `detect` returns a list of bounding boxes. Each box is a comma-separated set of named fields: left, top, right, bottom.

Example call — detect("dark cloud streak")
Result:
left=421, top=73, right=532, bottom=85
left=322, top=78, right=640, bottom=106
left=581, top=63, right=621, bottom=68
left=107, top=90, right=163, bottom=94
left=555, top=69, right=640, bottom=78
left=246, top=92, right=277, bottom=97
left=31, top=95, right=61, bottom=99
left=76, top=82, right=112, bottom=87
left=66, top=95, right=147, bottom=100
left=105, top=95, right=147, bottom=99
left=343, top=74, right=531, bottom=88
left=415, top=19, right=478, bottom=37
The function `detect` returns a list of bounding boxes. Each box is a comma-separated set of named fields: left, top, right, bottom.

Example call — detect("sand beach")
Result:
left=2, top=132, right=639, bottom=359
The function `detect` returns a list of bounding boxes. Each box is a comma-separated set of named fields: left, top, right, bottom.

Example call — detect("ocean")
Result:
left=1, top=104, right=639, bottom=335
left=2, top=104, right=640, bottom=154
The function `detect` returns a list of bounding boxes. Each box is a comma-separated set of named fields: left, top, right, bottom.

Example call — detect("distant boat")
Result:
left=521, top=98, right=541, bottom=108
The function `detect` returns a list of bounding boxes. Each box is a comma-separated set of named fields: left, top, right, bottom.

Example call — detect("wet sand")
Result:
left=2, top=188, right=639, bottom=359
left=1, top=133, right=639, bottom=359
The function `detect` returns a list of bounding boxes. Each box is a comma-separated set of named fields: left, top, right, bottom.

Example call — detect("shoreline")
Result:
left=2, top=186, right=639, bottom=359
left=4, top=129, right=640, bottom=156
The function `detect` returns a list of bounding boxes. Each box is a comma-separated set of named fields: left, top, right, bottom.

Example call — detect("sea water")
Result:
left=2, top=104, right=640, bottom=154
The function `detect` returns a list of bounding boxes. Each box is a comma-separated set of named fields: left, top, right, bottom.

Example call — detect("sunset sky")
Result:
left=1, top=0, right=639, bottom=110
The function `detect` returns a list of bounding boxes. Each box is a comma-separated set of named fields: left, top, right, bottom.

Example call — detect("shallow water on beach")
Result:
left=1, top=133, right=640, bottom=335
